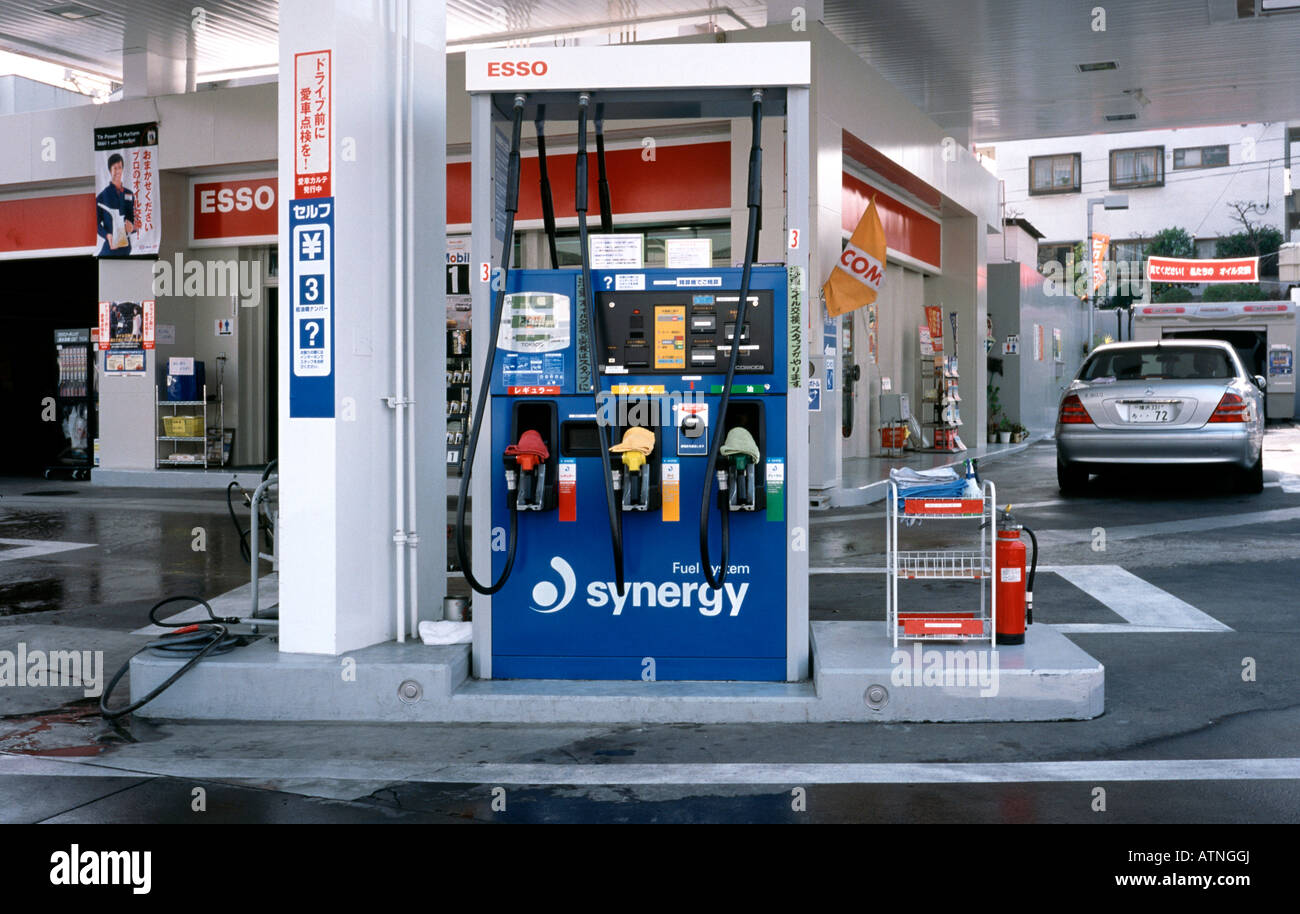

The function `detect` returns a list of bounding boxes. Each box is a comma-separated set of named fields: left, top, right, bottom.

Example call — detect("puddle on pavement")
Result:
left=0, top=579, right=64, bottom=616
left=0, top=698, right=166, bottom=756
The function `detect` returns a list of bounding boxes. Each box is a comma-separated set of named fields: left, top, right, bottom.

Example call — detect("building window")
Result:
left=1029, top=154, right=1081, bottom=194
left=1173, top=145, right=1229, bottom=169
left=1110, top=239, right=1146, bottom=265
left=1110, top=146, right=1165, bottom=188
left=1037, top=242, right=1078, bottom=273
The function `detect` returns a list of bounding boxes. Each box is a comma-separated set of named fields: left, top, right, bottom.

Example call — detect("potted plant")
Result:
left=997, top=417, right=1013, bottom=444
left=1011, top=423, right=1027, bottom=444
left=987, top=385, right=1002, bottom=444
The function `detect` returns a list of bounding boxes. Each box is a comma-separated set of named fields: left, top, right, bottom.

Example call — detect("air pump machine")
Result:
left=461, top=43, right=811, bottom=681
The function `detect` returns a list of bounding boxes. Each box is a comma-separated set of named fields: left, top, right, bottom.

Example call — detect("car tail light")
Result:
left=1209, top=392, right=1250, bottom=423
left=1058, top=393, right=1094, bottom=425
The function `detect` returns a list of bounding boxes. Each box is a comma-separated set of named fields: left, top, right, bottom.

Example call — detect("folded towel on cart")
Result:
left=888, top=466, right=965, bottom=505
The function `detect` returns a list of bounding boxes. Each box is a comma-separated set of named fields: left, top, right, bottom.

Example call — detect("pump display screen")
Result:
left=597, top=289, right=775, bottom=374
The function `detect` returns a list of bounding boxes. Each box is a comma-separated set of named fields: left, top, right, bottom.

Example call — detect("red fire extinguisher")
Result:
left=995, top=508, right=1038, bottom=645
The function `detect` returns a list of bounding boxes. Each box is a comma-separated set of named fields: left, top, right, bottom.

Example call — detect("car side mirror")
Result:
left=1253, top=375, right=1267, bottom=391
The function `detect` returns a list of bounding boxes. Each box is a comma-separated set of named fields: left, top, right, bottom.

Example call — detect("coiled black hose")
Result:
left=100, top=596, right=244, bottom=720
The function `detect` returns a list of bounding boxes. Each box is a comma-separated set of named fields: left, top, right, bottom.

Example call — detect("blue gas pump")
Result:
left=461, top=64, right=810, bottom=682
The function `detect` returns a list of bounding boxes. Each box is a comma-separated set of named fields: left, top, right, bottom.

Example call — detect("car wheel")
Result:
left=1057, top=457, right=1089, bottom=495
left=1238, top=455, right=1264, bottom=494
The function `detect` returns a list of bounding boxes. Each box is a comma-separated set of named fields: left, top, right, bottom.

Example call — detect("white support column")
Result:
left=277, top=0, right=446, bottom=655
left=807, top=110, right=844, bottom=490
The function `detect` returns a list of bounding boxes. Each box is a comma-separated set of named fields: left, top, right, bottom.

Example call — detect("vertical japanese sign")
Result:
left=1090, top=232, right=1110, bottom=297
left=289, top=198, right=335, bottom=417
left=294, top=50, right=332, bottom=198
left=93, top=123, right=159, bottom=257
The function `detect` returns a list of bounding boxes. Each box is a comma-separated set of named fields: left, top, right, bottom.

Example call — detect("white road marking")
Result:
left=0, top=538, right=96, bottom=563
left=6, top=752, right=1300, bottom=785
left=1032, top=506, right=1300, bottom=548
left=1042, top=564, right=1232, bottom=633
left=810, top=563, right=1230, bottom=633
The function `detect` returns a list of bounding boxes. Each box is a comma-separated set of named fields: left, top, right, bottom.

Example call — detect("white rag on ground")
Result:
left=418, top=620, right=472, bottom=645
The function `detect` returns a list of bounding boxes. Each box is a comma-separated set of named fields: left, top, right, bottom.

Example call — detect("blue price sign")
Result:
left=289, top=197, right=335, bottom=417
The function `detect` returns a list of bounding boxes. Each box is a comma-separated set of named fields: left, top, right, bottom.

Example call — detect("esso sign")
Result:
left=487, top=60, right=549, bottom=77
left=193, top=176, right=278, bottom=243
left=199, top=184, right=275, bottom=214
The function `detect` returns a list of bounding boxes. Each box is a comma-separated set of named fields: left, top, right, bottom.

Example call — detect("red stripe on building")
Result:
left=842, top=172, right=942, bottom=270
left=448, top=140, right=731, bottom=225
left=842, top=130, right=943, bottom=209
left=0, top=194, right=96, bottom=254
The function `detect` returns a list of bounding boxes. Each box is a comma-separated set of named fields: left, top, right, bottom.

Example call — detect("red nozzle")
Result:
left=505, top=430, right=549, bottom=472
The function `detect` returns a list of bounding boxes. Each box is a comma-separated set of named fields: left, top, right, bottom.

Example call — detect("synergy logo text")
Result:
left=532, top=556, right=751, bottom=617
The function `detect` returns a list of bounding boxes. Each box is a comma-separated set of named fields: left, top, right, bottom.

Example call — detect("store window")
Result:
left=551, top=221, right=732, bottom=267
left=1028, top=154, right=1082, bottom=194
left=1173, top=145, right=1229, bottom=170
left=1110, top=146, right=1165, bottom=189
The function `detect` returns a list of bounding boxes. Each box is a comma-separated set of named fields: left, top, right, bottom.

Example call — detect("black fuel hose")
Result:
left=700, top=90, right=763, bottom=591
left=535, top=105, right=559, bottom=269
left=577, top=92, right=626, bottom=597
left=595, top=103, right=614, bottom=235
left=1022, top=523, right=1038, bottom=624
left=100, top=596, right=244, bottom=720
left=455, top=95, right=526, bottom=595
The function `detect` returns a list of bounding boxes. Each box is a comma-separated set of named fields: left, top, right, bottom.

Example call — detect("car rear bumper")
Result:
left=1056, top=423, right=1260, bottom=468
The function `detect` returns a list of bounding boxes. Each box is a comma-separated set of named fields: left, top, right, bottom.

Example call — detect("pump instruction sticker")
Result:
left=289, top=197, right=335, bottom=418
left=559, top=459, right=577, bottom=522
left=766, top=458, right=785, bottom=522
left=662, top=460, right=680, bottom=522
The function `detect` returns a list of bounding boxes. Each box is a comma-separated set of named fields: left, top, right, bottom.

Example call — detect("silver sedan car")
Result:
left=1056, top=340, right=1266, bottom=494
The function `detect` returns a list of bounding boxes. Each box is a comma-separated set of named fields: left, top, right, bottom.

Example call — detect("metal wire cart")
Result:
left=885, top=478, right=997, bottom=648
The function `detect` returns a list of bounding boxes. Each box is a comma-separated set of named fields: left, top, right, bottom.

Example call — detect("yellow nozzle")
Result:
left=621, top=451, right=646, bottom=473
left=610, top=426, right=655, bottom=460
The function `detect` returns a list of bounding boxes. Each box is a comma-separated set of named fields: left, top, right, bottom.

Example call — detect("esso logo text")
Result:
left=199, top=184, right=275, bottom=214
left=487, top=60, right=549, bottom=77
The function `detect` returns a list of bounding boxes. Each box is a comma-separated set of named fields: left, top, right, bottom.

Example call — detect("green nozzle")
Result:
left=720, top=427, right=760, bottom=465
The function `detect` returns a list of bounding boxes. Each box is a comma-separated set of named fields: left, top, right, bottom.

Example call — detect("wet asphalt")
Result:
left=1, top=428, right=1299, bottom=824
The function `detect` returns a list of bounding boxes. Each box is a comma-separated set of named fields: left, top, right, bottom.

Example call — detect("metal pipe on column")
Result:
left=404, top=0, right=419, bottom=637
left=392, top=0, right=408, bottom=642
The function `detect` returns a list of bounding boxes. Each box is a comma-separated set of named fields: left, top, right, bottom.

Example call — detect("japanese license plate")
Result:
left=1129, top=402, right=1173, bottom=423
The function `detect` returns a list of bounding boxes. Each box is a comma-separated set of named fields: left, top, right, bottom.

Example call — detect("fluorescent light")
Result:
left=1105, top=113, right=1138, bottom=121
left=1076, top=61, right=1118, bottom=72
left=43, top=3, right=101, bottom=20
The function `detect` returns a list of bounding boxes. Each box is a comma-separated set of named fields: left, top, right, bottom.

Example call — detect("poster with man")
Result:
left=93, top=122, right=160, bottom=257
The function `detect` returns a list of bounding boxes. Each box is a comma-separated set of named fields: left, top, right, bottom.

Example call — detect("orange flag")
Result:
left=822, top=197, right=887, bottom=317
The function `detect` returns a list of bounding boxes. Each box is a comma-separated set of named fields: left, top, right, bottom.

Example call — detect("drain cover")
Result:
left=397, top=679, right=423, bottom=704
left=864, top=684, right=889, bottom=710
